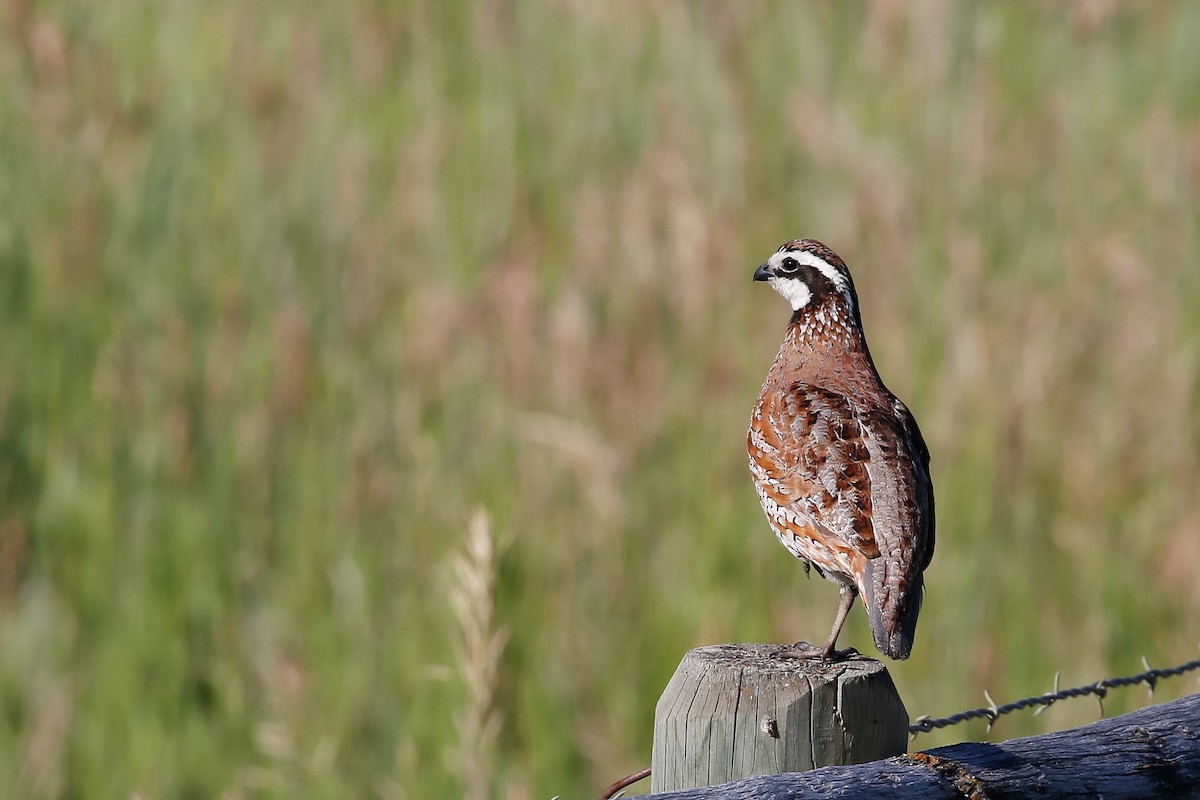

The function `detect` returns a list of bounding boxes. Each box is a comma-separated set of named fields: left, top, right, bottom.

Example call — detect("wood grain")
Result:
left=650, top=643, right=908, bottom=793
left=643, top=691, right=1200, bottom=799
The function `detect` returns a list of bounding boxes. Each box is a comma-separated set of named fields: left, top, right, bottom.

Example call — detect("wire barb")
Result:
left=909, top=653, right=1200, bottom=736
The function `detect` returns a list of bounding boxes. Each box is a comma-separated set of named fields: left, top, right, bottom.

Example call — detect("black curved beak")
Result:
left=753, top=263, right=773, bottom=282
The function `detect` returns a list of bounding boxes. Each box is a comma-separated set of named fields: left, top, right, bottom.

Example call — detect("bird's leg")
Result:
left=820, top=585, right=858, bottom=660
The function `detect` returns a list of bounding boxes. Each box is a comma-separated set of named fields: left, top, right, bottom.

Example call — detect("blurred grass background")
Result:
left=3, top=1, right=1200, bottom=797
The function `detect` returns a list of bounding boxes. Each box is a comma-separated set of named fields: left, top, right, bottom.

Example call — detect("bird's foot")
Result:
left=792, top=641, right=859, bottom=661
left=789, top=641, right=861, bottom=661
left=789, top=641, right=825, bottom=658
left=819, top=646, right=859, bottom=662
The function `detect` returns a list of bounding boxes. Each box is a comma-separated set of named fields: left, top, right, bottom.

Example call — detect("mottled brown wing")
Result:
left=851, top=397, right=934, bottom=573
left=753, top=382, right=880, bottom=561
left=856, top=394, right=935, bottom=658
left=889, top=396, right=935, bottom=573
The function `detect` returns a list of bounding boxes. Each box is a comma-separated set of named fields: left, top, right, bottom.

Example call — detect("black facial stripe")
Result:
left=797, top=263, right=839, bottom=297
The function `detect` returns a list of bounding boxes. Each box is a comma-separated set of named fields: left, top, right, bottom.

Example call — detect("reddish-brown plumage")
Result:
left=748, top=239, right=934, bottom=660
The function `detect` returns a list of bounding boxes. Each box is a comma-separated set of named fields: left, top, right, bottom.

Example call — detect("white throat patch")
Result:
left=768, top=276, right=812, bottom=310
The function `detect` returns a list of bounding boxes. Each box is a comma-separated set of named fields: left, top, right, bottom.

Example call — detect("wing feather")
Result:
left=755, top=383, right=934, bottom=573
left=755, top=383, right=879, bottom=560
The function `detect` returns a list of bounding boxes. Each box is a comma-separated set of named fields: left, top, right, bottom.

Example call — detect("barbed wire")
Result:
left=909, top=654, right=1200, bottom=736
left=596, top=652, right=1200, bottom=797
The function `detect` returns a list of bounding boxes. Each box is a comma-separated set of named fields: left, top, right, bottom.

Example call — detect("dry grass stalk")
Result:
left=449, top=508, right=509, bottom=800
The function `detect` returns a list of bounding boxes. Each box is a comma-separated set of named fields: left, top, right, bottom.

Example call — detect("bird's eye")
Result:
left=780, top=257, right=800, bottom=273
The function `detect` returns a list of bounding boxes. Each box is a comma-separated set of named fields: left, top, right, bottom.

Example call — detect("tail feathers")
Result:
left=861, top=559, right=923, bottom=660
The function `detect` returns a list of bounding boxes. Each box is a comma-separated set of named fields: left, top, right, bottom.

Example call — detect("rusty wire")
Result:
left=599, top=766, right=652, bottom=799
left=909, top=654, right=1200, bottom=736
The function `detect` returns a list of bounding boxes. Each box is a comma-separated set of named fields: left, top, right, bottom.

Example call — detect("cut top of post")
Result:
left=651, top=643, right=909, bottom=793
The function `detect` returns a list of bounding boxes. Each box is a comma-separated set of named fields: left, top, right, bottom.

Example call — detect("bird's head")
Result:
left=753, top=239, right=857, bottom=314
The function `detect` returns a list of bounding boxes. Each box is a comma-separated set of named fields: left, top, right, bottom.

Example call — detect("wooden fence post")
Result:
left=651, top=643, right=908, bottom=793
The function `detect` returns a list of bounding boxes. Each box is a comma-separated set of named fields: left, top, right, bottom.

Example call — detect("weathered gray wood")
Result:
left=641, top=692, right=1200, bottom=799
left=651, top=643, right=909, bottom=793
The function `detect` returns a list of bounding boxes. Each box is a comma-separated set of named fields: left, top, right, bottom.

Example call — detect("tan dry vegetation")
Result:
left=1, top=2, right=1199, bottom=798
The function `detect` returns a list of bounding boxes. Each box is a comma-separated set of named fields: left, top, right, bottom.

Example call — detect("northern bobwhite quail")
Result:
left=748, top=239, right=934, bottom=660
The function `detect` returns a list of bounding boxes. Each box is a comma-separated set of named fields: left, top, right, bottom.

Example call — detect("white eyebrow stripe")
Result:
left=771, top=250, right=848, bottom=291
